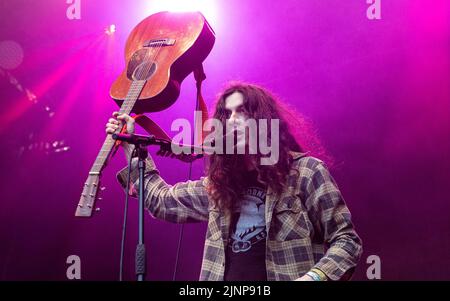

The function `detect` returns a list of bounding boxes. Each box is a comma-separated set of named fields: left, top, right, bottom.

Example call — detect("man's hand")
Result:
left=105, top=111, right=135, bottom=135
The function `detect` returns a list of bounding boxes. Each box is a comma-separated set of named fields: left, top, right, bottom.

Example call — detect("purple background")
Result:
left=0, top=0, right=449, bottom=280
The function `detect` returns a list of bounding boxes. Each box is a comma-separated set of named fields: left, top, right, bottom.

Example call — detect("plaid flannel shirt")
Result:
left=116, top=148, right=362, bottom=281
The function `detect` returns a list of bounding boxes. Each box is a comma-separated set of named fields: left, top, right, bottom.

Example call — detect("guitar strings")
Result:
left=121, top=39, right=164, bottom=118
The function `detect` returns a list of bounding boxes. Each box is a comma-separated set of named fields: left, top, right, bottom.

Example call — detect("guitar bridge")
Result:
left=143, top=38, right=176, bottom=47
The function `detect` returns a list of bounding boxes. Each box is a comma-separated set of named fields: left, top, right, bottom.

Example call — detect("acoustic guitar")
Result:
left=75, top=11, right=215, bottom=217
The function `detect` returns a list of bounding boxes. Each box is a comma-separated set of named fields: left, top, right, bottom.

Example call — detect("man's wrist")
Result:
left=309, top=268, right=328, bottom=281
left=306, top=271, right=321, bottom=281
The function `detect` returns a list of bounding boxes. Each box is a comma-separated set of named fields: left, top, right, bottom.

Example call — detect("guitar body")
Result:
left=110, top=11, right=215, bottom=113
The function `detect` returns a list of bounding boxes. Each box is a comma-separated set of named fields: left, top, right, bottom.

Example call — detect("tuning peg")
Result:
left=95, top=207, right=101, bottom=212
left=98, top=197, right=103, bottom=201
left=100, top=186, right=106, bottom=191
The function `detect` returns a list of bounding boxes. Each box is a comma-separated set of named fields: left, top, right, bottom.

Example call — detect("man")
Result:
left=105, top=82, right=362, bottom=281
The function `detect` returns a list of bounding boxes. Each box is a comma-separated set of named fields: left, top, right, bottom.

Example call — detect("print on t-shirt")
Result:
left=230, top=186, right=267, bottom=253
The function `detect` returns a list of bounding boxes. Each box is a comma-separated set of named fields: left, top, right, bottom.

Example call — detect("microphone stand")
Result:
left=112, top=132, right=206, bottom=281
left=112, top=133, right=156, bottom=281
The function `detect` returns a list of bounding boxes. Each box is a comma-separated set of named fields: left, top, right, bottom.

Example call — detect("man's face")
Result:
left=225, top=91, right=247, bottom=124
left=224, top=92, right=248, bottom=148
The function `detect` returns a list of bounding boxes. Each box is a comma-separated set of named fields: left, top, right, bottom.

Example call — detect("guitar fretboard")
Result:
left=90, top=80, right=146, bottom=174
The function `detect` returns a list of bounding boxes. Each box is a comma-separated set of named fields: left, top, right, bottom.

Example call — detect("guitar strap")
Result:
left=193, top=64, right=210, bottom=147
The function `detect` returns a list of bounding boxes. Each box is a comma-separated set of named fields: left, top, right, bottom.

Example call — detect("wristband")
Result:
left=310, top=268, right=328, bottom=281
left=306, top=271, right=322, bottom=281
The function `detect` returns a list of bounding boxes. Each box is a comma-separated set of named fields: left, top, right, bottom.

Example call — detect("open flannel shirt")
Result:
left=117, top=147, right=363, bottom=281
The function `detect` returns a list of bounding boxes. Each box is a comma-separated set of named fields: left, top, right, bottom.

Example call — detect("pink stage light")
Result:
left=105, top=24, right=116, bottom=35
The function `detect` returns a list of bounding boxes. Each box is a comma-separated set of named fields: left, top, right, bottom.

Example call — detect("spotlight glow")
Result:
left=105, top=24, right=116, bottom=35
left=144, top=0, right=218, bottom=26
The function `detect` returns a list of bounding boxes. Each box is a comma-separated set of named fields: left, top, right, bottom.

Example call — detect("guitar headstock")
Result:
left=75, top=173, right=103, bottom=217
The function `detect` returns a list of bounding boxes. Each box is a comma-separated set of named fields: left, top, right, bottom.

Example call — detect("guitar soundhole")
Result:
left=127, top=48, right=157, bottom=81
left=132, top=61, right=156, bottom=81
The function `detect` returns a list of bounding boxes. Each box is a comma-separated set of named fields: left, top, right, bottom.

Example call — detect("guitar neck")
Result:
left=76, top=80, right=147, bottom=217
left=90, top=80, right=146, bottom=175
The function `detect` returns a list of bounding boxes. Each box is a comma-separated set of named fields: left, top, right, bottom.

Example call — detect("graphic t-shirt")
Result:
left=224, top=170, right=267, bottom=281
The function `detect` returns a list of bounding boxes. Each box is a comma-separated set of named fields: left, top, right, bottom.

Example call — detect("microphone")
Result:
left=112, top=133, right=206, bottom=163
left=112, top=133, right=156, bottom=146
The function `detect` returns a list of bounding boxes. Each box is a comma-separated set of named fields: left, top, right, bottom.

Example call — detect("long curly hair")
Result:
left=205, top=82, right=326, bottom=212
